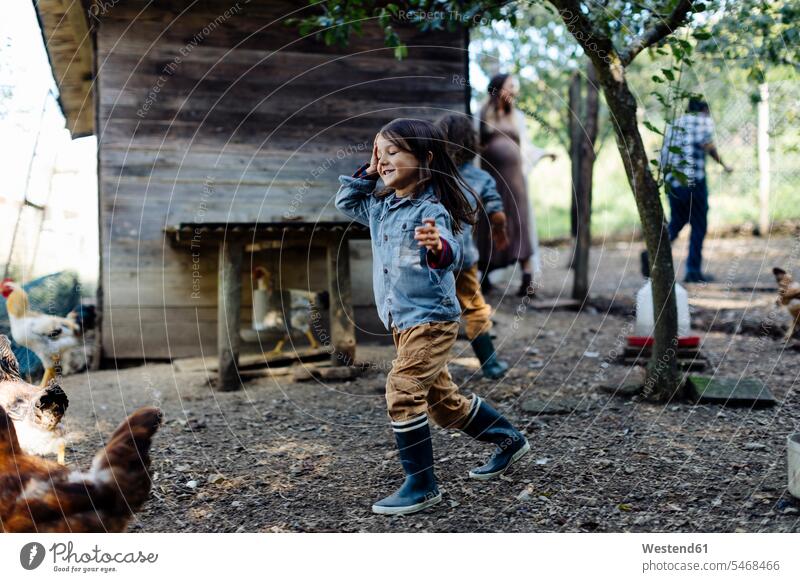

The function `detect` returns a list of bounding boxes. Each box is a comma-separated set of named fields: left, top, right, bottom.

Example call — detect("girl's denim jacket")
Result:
left=335, top=174, right=462, bottom=331
left=457, top=163, right=505, bottom=270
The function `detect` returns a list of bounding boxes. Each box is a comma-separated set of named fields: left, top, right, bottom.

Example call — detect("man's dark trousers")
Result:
left=667, top=178, right=708, bottom=277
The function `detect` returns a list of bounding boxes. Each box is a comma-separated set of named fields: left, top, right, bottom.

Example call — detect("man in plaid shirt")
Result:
left=660, top=99, right=732, bottom=283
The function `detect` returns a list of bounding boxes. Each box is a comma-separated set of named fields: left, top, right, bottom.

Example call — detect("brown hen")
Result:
left=0, top=405, right=162, bottom=532
left=774, top=267, right=800, bottom=340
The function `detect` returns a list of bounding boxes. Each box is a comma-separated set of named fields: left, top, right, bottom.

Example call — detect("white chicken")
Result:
left=0, top=334, right=69, bottom=463
left=1, top=279, right=81, bottom=387
left=266, top=290, right=320, bottom=355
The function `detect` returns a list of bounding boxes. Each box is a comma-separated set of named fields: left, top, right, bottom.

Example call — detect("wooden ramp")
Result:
left=688, top=376, right=776, bottom=407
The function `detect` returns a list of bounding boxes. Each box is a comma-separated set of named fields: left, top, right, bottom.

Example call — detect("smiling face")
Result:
left=375, top=134, right=424, bottom=195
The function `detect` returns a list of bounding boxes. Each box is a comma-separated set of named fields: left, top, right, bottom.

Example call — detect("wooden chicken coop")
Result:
left=34, top=0, right=470, bottom=389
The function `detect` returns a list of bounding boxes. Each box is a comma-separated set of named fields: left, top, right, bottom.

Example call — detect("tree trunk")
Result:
left=599, top=64, right=681, bottom=401
left=757, top=82, right=770, bottom=237
left=549, top=0, right=683, bottom=401
left=569, top=72, right=582, bottom=247
left=572, top=62, right=599, bottom=302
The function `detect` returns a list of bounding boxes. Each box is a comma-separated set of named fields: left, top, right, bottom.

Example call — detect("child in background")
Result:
left=437, top=113, right=510, bottom=379
left=335, top=118, right=530, bottom=516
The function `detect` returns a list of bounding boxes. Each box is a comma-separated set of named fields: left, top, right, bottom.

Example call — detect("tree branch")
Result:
left=547, top=0, right=619, bottom=71
left=620, top=0, right=695, bottom=66
left=527, top=110, right=569, bottom=149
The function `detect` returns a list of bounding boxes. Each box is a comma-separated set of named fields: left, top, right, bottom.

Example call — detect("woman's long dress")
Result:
left=476, top=110, right=538, bottom=273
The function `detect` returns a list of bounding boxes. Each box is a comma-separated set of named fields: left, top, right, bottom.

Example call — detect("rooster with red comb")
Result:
left=1, top=278, right=81, bottom=388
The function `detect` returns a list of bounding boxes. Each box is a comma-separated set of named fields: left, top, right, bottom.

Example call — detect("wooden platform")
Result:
left=173, top=346, right=331, bottom=373
left=618, top=345, right=709, bottom=371
left=528, top=297, right=583, bottom=311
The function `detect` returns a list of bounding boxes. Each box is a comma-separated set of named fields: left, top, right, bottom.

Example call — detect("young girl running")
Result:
left=437, top=113, right=510, bottom=379
left=335, top=118, right=529, bottom=516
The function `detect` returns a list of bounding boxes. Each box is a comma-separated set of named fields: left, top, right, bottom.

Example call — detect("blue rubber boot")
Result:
left=461, top=396, right=530, bottom=480
left=372, top=414, right=442, bottom=515
left=470, top=333, right=509, bottom=379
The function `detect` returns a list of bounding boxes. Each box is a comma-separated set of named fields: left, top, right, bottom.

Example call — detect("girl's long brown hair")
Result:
left=436, top=113, right=477, bottom=167
left=377, top=118, right=477, bottom=234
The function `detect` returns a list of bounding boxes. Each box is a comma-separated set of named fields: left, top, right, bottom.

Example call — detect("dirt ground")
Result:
left=59, top=234, right=800, bottom=532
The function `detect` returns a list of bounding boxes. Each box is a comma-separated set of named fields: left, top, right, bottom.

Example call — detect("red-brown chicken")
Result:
left=774, top=267, right=800, bottom=340
left=0, top=405, right=162, bottom=532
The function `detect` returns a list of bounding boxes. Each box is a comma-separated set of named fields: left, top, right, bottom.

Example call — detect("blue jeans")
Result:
left=667, top=179, right=708, bottom=276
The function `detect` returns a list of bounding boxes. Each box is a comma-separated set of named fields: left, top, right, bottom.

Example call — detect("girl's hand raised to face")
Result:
left=366, top=136, right=380, bottom=177
left=415, top=218, right=443, bottom=255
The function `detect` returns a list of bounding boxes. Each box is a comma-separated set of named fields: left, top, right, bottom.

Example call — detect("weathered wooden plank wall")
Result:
left=96, top=0, right=468, bottom=359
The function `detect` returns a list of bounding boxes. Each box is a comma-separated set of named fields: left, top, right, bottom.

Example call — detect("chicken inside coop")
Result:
left=251, top=267, right=321, bottom=357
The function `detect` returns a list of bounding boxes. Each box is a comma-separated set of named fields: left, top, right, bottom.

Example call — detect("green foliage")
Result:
left=289, top=1, right=367, bottom=48
left=698, top=0, right=800, bottom=84
left=290, top=0, right=518, bottom=59
left=643, top=29, right=701, bottom=188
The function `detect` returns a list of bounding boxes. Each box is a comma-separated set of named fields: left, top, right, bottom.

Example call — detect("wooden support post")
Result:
left=218, top=236, right=243, bottom=391
left=326, top=238, right=356, bottom=366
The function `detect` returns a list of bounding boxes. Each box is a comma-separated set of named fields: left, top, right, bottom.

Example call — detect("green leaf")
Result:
left=378, top=10, right=390, bottom=29
left=651, top=75, right=664, bottom=83
left=651, top=92, right=668, bottom=107
left=747, top=66, right=766, bottom=84
left=693, top=31, right=712, bottom=40
left=661, top=68, right=675, bottom=81
left=672, top=169, right=689, bottom=186
left=643, top=121, right=663, bottom=135
left=394, top=43, right=408, bottom=60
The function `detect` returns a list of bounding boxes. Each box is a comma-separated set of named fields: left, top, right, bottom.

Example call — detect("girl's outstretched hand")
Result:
left=415, top=218, right=443, bottom=254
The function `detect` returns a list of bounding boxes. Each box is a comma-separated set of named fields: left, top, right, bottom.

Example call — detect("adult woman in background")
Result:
left=476, top=73, right=556, bottom=297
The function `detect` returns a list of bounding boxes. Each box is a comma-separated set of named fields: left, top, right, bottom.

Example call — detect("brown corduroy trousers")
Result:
left=455, top=265, right=493, bottom=340
left=386, top=321, right=472, bottom=428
